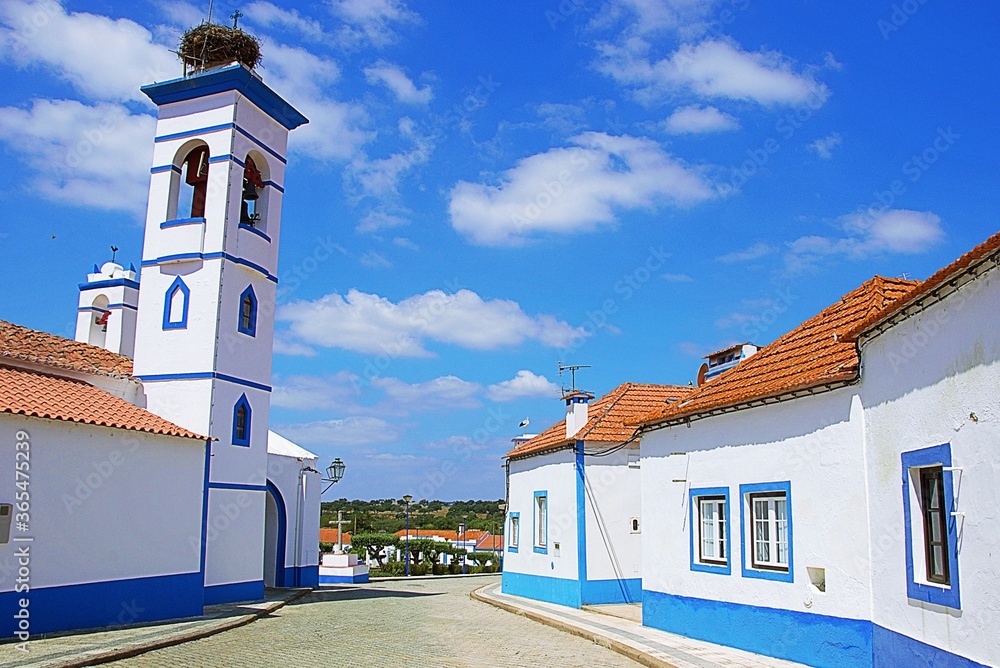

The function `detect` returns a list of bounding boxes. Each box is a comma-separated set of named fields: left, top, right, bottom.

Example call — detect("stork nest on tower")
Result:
left=179, top=23, right=262, bottom=74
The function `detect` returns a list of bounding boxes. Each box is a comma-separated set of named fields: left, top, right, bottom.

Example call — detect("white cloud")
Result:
left=277, top=288, right=588, bottom=356
left=785, top=209, right=944, bottom=272
left=359, top=250, right=392, bottom=268
left=717, top=241, right=775, bottom=263
left=0, top=1, right=178, bottom=103
left=272, top=333, right=317, bottom=356
left=357, top=210, right=409, bottom=233
left=590, top=0, right=718, bottom=37
left=347, top=118, right=433, bottom=200
left=595, top=38, right=828, bottom=107
left=330, top=0, right=419, bottom=48
left=392, top=237, right=419, bottom=250
left=663, top=104, right=738, bottom=134
left=246, top=2, right=327, bottom=42
left=275, top=416, right=400, bottom=446
left=449, top=132, right=718, bottom=246
left=372, top=375, right=482, bottom=411
left=0, top=99, right=154, bottom=215
left=272, top=373, right=361, bottom=411
left=808, top=132, right=842, bottom=159
left=364, top=60, right=432, bottom=104
left=263, top=42, right=371, bottom=161
left=486, top=371, right=561, bottom=402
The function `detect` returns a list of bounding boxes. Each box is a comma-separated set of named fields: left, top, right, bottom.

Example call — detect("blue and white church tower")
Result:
left=131, top=62, right=307, bottom=604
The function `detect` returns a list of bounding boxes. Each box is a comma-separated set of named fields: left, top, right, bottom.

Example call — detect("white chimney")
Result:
left=565, top=392, right=594, bottom=440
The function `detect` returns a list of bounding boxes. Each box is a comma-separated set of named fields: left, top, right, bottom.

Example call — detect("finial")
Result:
left=231, top=9, right=243, bottom=29
left=110, top=245, right=119, bottom=264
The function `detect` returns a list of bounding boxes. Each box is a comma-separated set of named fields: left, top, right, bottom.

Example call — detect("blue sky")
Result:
left=1, top=1, right=996, bottom=501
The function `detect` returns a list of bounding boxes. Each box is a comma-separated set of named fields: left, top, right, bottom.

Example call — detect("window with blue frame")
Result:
left=508, top=512, right=520, bottom=552
left=690, top=487, right=731, bottom=574
left=162, top=276, right=190, bottom=330
left=238, top=285, right=257, bottom=337
left=901, top=444, right=961, bottom=609
left=740, top=481, right=793, bottom=582
left=533, top=492, right=547, bottom=553
left=232, top=394, right=252, bottom=446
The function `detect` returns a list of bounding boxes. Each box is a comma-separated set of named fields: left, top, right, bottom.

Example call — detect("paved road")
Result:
left=108, top=576, right=640, bottom=668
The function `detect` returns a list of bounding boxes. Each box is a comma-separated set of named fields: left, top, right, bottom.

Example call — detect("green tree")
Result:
left=350, top=532, right=399, bottom=568
left=405, top=538, right=436, bottom=565
left=467, top=551, right=496, bottom=566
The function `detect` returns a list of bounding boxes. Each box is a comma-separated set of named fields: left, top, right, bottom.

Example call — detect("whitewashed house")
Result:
left=502, top=383, right=691, bottom=607
left=1, top=53, right=323, bottom=638
left=850, top=232, right=1000, bottom=667
left=634, top=231, right=1000, bottom=667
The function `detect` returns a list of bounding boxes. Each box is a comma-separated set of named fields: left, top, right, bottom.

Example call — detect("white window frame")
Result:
left=698, top=497, right=728, bottom=566
left=749, top=493, right=789, bottom=572
left=533, top=491, right=547, bottom=553
left=508, top=513, right=519, bottom=552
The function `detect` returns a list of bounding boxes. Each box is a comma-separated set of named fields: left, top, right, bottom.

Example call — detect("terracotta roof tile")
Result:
left=845, top=230, right=1000, bottom=341
left=634, top=276, right=918, bottom=427
left=1, top=320, right=134, bottom=378
left=703, top=342, right=750, bottom=359
left=395, top=528, right=488, bottom=541
left=476, top=534, right=504, bottom=550
left=320, top=529, right=351, bottom=545
left=0, top=364, right=205, bottom=440
left=507, top=383, right=694, bottom=459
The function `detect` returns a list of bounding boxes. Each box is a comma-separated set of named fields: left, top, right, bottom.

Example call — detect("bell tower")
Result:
left=131, top=52, right=307, bottom=605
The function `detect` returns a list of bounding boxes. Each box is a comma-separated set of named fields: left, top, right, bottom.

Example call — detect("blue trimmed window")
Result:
left=238, top=285, right=258, bottom=337
left=533, top=491, right=548, bottom=554
left=508, top=512, right=520, bottom=553
left=740, top=481, right=793, bottom=582
left=162, top=276, right=190, bottom=330
left=901, top=444, right=961, bottom=609
left=232, top=394, right=252, bottom=446
left=690, top=487, right=731, bottom=575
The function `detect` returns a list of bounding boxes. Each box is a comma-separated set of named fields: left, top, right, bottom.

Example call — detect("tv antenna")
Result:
left=557, top=361, right=591, bottom=397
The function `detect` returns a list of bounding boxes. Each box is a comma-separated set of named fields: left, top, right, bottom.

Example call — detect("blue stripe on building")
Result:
left=203, top=580, right=264, bottom=606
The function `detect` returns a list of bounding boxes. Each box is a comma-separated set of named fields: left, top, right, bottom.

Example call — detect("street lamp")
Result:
left=322, top=458, right=346, bottom=493
left=403, top=494, right=412, bottom=577
left=459, top=522, right=467, bottom=575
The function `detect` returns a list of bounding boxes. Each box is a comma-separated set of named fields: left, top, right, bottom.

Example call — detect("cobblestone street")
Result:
left=107, top=577, right=639, bottom=668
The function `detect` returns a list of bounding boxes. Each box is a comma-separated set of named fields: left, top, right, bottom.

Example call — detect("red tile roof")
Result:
left=476, top=533, right=504, bottom=551
left=1, top=320, right=134, bottom=378
left=320, top=529, right=352, bottom=545
left=634, top=276, right=918, bottom=428
left=0, top=364, right=205, bottom=440
left=703, top=342, right=750, bottom=359
left=395, top=528, right=487, bottom=541
left=507, top=383, right=694, bottom=459
left=845, top=230, right=1000, bottom=341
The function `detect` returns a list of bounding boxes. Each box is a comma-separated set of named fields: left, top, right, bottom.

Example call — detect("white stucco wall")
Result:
left=640, top=388, right=873, bottom=622
left=0, top=414, right=206, bottom=593
left=584, top=445, right=642, bottom=582
left=266, top=433, right=321, bottom=578
left=505, top=448, right=579, bottom=581
left=859, top=268, right=1000, bottom=666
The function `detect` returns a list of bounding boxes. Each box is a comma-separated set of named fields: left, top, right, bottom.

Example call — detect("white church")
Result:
left=1, top=50, right=322, bottom=638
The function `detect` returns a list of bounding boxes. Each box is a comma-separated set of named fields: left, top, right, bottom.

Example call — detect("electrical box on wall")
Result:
left=629, top=517, right=641, bottom=534
left=0, top=504, right=12, bottom=544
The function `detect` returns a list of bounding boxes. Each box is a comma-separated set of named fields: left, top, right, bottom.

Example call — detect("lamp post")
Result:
left=403, top=495, right=412, bottom=577
left=459, top=522, right=467, bottom=574
left=322, top=458, right=346, bottom=493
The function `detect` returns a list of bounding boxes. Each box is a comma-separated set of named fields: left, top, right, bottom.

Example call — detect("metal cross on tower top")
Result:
left=230, top=9, right=243, bottom=29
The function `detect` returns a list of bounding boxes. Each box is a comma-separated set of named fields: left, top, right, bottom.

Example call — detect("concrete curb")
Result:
left=47, top=588, right=312, bottom=668
left=368, top=572, right=500, bottom=582
left=470, top=584, right=680, bottom=668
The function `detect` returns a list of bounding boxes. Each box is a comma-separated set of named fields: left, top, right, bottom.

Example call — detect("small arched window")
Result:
left=238, top=285, right=257, bottom=337
left=239, top=155, right=265, bottom=228
left=232, top=394, right=252, bottom=446
left=162, top=276, right=190, bottom=330
left=178, top=146, right=209, bottom=219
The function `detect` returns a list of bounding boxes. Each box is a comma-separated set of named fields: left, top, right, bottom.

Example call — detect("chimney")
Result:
left=565, top=391, right=594, bottom=439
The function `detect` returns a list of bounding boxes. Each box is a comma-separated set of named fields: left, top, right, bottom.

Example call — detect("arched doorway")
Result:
left=264, top=481, right=287, bottom=587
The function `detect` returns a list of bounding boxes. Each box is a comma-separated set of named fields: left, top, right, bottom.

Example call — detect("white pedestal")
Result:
left=319, top=552, right=369, bottom=583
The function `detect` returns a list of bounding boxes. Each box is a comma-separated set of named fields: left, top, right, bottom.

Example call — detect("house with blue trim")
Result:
left=632, top=231, right=1000, bottom=668
left=1, top=48, right=323, bottom=639
left=502, top=382, right=691, bottom=608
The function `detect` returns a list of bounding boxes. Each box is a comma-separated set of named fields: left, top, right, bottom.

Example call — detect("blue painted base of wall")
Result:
left=203, top=580, right=264, bottom=606
left=642, top=589, right=988, bottom=668
left=319, top=573, right=369, bottom=584
left=582, top=578, right=641, bottom=605
left=872, top=624, right=988, bottom=668
left=643, top=589, right=870, bottom=668
left=1, top=572, right=203, bottom=639
left=502, top=571, right=581, bottom=607
left=284, top=565, right=319, bottom=588
left=502, top=572, right=641, bottom=608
